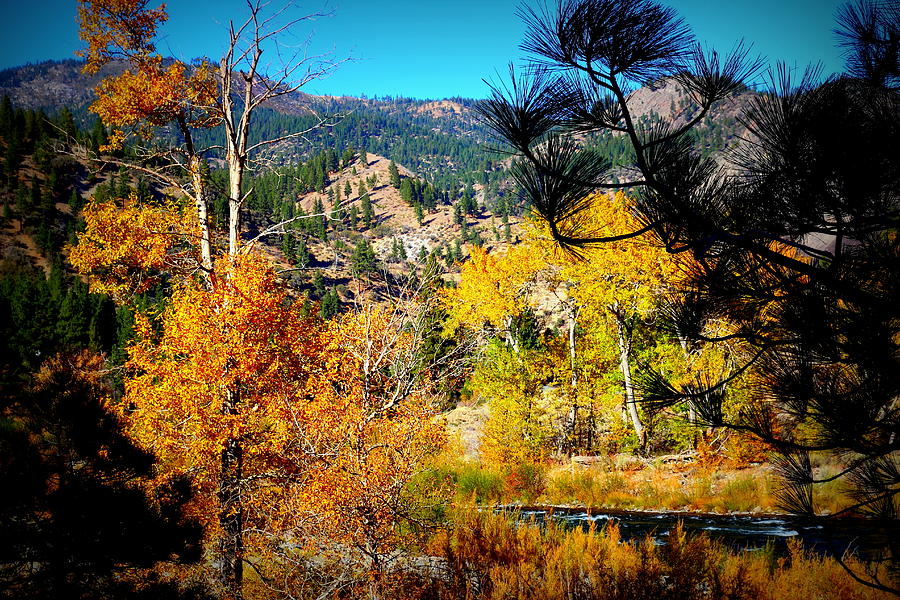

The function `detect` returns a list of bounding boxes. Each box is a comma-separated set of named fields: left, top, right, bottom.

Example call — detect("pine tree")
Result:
left=312, top=197, right=327, bottom=240
left=400, top=179, right=413, bottom=206
left=312, top=270, right=326, bottom=298
left=361, top=192, right=374, bottom=229
left=295, top=238, right=311, bottom=269
left=351, top=239, right=377, bottom=276
left=319, top=288, right=340, bottom=319
left=388, top=160, right=401, bottom=189
left=484, top=0, right=900, bottom=548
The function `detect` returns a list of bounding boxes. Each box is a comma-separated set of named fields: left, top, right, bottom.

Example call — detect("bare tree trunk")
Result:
left=613, top=306, right=644, bottom=451
left=219, top=53, right=249, bottom=257
left=675, top=332, right=698, bottom=427
left=505, top=314, right=519, bottom=353
left=175, top=116, right=213, bottom=275
left=227, top=154, right=244, bottom=256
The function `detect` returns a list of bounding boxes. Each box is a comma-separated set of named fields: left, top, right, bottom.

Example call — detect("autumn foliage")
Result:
left=289, top=308, right=446, bottom=571
left=77, top=0, right=167, bottom=69
left=424, top=508, right=894, bottom=600
left=77, top=1, right=219, bottom=151
left=91, top=57, right=219, bottom=150
left=67, top=194, right=201, bottom=300
left=119, top=254, right=317, bottom=536
left=443, top=244, right=543, bottom=334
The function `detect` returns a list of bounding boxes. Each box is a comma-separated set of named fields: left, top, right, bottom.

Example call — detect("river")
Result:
left=507, top=506, right=898, bottom=559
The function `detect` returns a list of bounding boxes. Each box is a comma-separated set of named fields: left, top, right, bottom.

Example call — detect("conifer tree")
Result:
left=388, top=160, right=401, bottom=188
left=361, top=192, right=374, bottom=229
left=351, top=239, right=377, bottom=276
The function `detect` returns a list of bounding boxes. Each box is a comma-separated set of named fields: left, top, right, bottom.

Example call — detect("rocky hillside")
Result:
left=627, top=77, right=757, bottom=156
left=0, top=59, right=759, bottom=305
left=268, top=149, right=524, bottom=298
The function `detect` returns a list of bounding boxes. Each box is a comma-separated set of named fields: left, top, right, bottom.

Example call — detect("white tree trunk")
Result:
left=565, top=307, right=579, bottom=452
left=614, top=306, right=644, bottom=448
left=190, top=156, right=213, bottom=273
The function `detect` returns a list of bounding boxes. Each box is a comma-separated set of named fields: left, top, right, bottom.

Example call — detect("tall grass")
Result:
left=435, top=454, right=848, bottom=515
left=418, top=508, right=895, bottom=599
left=542, top=463, right=781, bottom=512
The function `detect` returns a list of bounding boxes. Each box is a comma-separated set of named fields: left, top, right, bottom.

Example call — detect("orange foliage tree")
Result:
left=67, top=193, right=201, bottom=301
left=72, top=6, right=354, bottom=598
left=111, top=253, right=447, bottom=598
left=77, top=0, right=219, bottom=269
left=287, top=307, right=446, bottom=585
left=118, top=254, right=319, bottom=596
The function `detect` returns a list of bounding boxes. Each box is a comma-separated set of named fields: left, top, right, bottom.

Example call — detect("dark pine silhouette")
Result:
left=0, top=351, right=210, bottom=599
left=480, top=0, right=899, bottom=593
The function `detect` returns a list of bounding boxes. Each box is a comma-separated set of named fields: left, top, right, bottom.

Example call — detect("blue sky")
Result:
left=0, top=0, right=846, bottom=99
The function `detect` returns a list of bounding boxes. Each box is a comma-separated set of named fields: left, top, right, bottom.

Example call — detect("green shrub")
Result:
left=455, top=464, right=504, bottom=504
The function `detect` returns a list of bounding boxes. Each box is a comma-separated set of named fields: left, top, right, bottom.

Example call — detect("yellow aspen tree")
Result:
left=549, top=192, right=685, bottom=452
left=443, top=244, right=544, bottom=350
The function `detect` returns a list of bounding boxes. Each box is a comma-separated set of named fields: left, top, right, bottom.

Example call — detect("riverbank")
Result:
left=497, top=505, right=899, bottom=559
left=432, top=453, right=850, bottom=515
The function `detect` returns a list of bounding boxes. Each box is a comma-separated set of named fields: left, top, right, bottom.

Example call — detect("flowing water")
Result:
left=507, top=506, right=898, bottom=558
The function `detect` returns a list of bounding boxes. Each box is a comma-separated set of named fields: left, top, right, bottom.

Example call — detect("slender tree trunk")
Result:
left=675, top=333, right=698, bottom=427
left=565, top=307, right=579, bottom=453
left=189, top=156, right=213, bottom=273
left=505, top=314, right=519, bottom=353
left=228, top=154, right=243, bottom=255
left=176, top=117, right=212, bottom=274
left=219, top=437, right=244, bottom=599
left=219, top=381, right=244, bottom=598
left=614, top=307, right=644, bottom=451
left=219, top=56, right=250, bottom=257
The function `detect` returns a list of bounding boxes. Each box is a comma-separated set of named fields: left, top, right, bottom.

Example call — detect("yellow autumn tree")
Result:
left=535, top=191, right=754, bottom=454
left=67, top=193, right=201, bottom=301
left=442, top=242, right=559, bottom=467
left=452, top=193, right=730, bottom=459
left=472, top=340, right=558, bottom=467
left=443, top=244, right=544, bottom=349
left=546, top=191, right=685, bottom=450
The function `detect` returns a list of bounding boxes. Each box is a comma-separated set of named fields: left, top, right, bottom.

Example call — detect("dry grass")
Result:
left=543, top=462, right=780, bottom=513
